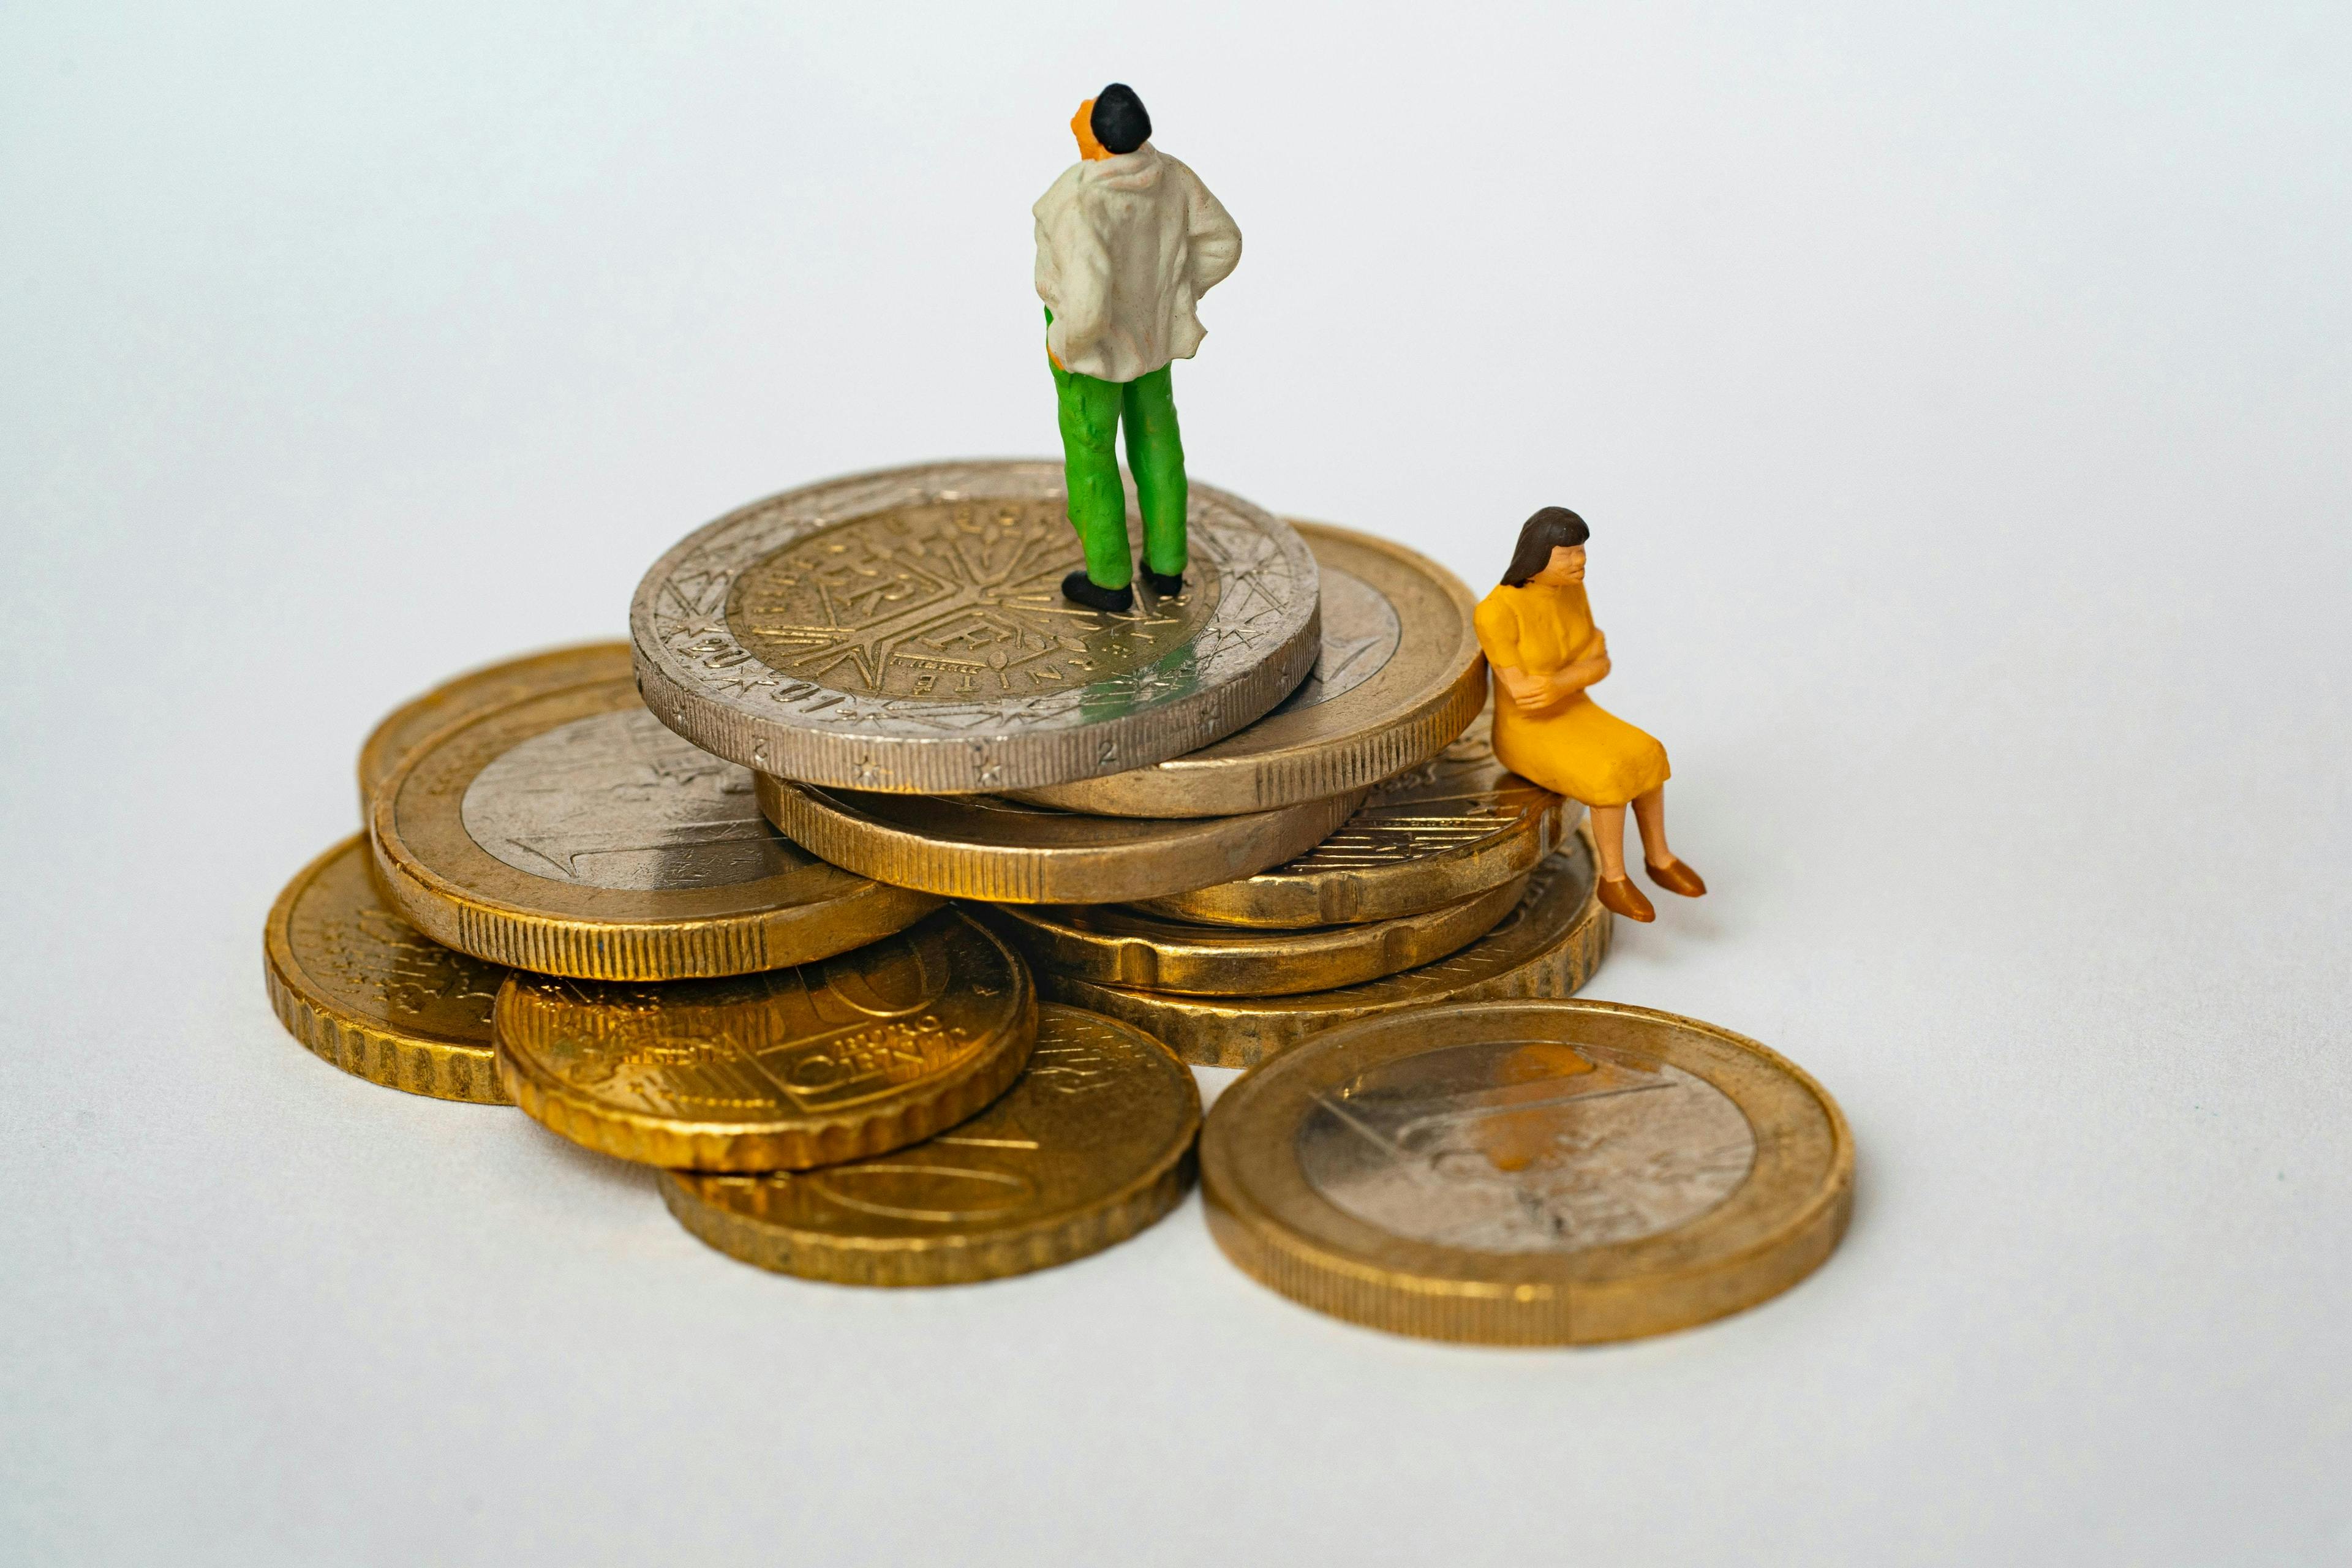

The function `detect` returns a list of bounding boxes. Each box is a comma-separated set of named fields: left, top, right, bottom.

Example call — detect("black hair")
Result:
left=1501, top=506, right=1591, bottom=587
left=1091, top=84, right=1152, bottom=154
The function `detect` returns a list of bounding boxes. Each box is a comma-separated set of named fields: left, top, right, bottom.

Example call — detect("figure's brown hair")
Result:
left=1501, top=506, right=1591, bottom=586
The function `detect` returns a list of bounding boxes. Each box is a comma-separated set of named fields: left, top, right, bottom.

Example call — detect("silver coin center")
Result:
left=461, top=709, right=799, bottom=891
left=1264, top=565, right=1401, bottom=717
left=1297, top=1039, right=1756, bottom=1254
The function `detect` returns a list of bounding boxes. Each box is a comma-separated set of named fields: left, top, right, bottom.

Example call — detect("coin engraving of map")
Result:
left=461, top=709, right=800, bottom=891
left=504, top=916, right=1016, bottom=1121
left=289, top=845, right=503, bottom=1038
left=1256, top=565, right=1401, bottom=718
left=726, top=500, right=1219, bottom=704
left=1297, top=1039, right=1756, bottom=1253
left=1278, top=712, right=1559, bottom=870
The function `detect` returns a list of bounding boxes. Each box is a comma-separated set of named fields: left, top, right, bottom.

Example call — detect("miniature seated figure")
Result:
left=1033, top=83, right=1243, bottom=612
left=1473, top=506, right=1708, bottom=923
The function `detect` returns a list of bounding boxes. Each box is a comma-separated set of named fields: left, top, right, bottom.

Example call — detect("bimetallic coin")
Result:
left=1040, top=828, right=1610, bottom=1068
left=372, top=677, right=943, bottom=979
left=1200, top=1000, right=1854, bottom=1344
left=981, top=873, right=1528, bottom=997
left=265, top=836, right=511, bottom=1103
left=1138, top=704, right=1577, bottom=928
left=757, top=775, right=1366, bottom=905
left=494, top=908, right=1037, bottom=1170
left=1011, top=524, right=1485, bottom=817
left=661, top=1004, right=1199, bottom=1285
left=632, top=460, right=1322, bottom=794
left=356, top=640, right=634, bottom=817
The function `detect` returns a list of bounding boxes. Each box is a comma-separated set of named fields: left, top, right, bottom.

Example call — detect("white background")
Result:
left=4, top=4, right=2346, bottom=1564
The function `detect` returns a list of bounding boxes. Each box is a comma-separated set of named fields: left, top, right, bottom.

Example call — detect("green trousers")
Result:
left=1047, top=312, right=1186, bottom=588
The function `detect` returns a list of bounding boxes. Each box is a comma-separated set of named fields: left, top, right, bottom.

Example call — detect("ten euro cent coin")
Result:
left=661, top=1004, right=1199, bottom=1286
left=494, top=907, right=1037, bottom=1170
left=265, top=835, right=511, bottom=1104
left=756, top=777, right=1365, bottom=905
left=1039, top=829, right=1610, bottom=1069
left=1136, top=704, right=1575, bottom=929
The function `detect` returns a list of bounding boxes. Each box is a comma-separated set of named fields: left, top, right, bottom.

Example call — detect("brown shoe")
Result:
left=1596, top=876, right=1656, bottom=922
left=1645, top=858, right=1708, bottom=898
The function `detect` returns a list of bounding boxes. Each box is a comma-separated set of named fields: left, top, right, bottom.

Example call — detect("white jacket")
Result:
left=1033, top=143, right=1242, bottom=383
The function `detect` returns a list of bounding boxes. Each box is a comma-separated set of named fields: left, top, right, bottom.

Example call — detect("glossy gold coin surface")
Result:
left=981, top=873, right=1527, bottom=997
left=1137, top=704, right=1577, bottom=927
left=356, top=640, right=634, bottom=816
left=1201, top=999, right=1854, bottom=1345
left=372, top=676, right=943, bottom=979
left=494, top=908, right=1036, bottom=1169
left=1039, top=829, right=1610, bottom=1068
left=660, top=1003, right=1199, bottom=1285
left=265, top=836, right=511, bottom=1103
left=631, top=460, right=1322, bottom=793
left=1011, top=524, right=1483, bottom=817
left=756, top=775, right=1366, bottom=905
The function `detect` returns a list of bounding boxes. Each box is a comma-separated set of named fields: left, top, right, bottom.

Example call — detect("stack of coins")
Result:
left=265, top=458, right=1691, bottom=1321
left=632, top=461, right=1615, bottom=1079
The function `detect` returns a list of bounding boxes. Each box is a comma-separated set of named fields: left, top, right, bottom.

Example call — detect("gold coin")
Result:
left=1010, top=523, right=1484, bottom=817
left=494, top=908, right=1037, bottom=1169
left=981, top=873, right=1528, bottom=997
left=1038, top=828, right=1610, bottom=1068
left=1136, top=704, right=1576, bottom=928
left=660, top=1003, right=1199, bottom=1285
left=263, top=836, right=511, bottom=1103
left=356, top=641, right=634, bottom=816
left=372, top=676, right=942, bottom=979
left=756, top=775, right=1367, bottom=905
left=632, top=460, right=1322, bottom=793
left=1200, top=998, right=1853, bottom=1344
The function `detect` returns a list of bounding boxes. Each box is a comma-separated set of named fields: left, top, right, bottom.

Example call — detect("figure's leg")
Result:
left=1588, top=802, right=1657, bottom=922
left=1632, top=786, right=1706, bottom=897
left=1121, top=363, right=1188, bottom=587
left=1053, top=355, right=1133, bottom=598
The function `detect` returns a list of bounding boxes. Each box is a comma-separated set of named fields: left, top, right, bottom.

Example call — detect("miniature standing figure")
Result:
left=1474, top=507, right=1708, bottom=922
left=1033, top=84, right=1243, bottom=612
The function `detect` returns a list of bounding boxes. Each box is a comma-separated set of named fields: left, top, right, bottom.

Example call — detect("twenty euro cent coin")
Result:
left=660, top=1003, right=1199, bottom=1285
left=981, top=873, right=1528, bottom=997
left=1135, top=704, right=1578, bottom=928
left=1038, top=828, right=1610, bottom=1069
left=756, top=777, right=1365, bottom=905
left=1200, top=999, right=1854, bottom=1345
left=493, top=907, right=1038, bottom=1170
left=370, top=676, right=942, bottom=979
left=630, top=459, right=1322, bottom=794
left=356, top=640, right=634, bottom=818
left=1012, top=522, right=1485, bottom=817
left=264, top=835, right=511, bottom=1103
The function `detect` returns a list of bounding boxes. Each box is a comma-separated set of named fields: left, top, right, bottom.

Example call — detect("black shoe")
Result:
left=1139, top=564, right=1185, bottom=598
left=1061, top=570, right=1134, bottom=613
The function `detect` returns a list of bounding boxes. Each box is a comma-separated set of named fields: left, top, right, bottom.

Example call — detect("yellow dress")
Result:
left=1472, top=582, right=1670, bottom=807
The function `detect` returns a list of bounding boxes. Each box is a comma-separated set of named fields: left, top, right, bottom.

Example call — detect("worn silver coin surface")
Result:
left=631, top=460, right=1323, bottom=794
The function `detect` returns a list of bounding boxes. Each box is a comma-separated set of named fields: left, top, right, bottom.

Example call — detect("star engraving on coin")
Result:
left=631, top=462, right=1321, bottom=792
left=728, top=500, right=1216, bottom=703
